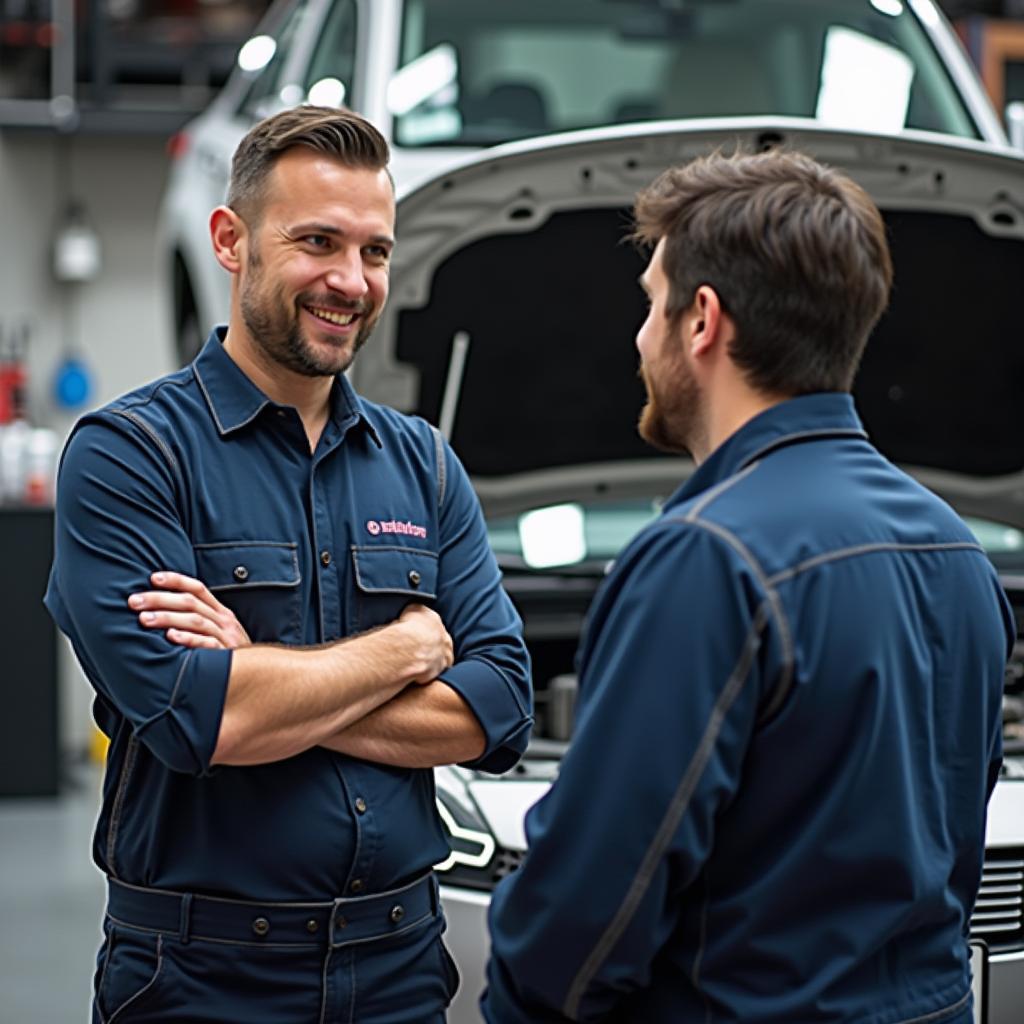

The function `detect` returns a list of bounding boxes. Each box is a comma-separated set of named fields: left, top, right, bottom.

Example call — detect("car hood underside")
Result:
left=352, top=117, right=1024, bottom=526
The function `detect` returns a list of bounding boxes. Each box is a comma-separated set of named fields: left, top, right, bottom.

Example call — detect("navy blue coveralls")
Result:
left=483, top=394, right=1012, bottom=1024
left=45, top=331, right=533, bottom=1023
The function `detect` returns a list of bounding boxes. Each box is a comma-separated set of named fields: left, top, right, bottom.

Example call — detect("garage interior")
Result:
left=2, top=0, right=1024, bottom=1020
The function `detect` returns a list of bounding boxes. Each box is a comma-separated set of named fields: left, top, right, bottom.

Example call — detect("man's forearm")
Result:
left=320, top=681, right=486, bottom=768
left=212, top=608, right=451, bottom=766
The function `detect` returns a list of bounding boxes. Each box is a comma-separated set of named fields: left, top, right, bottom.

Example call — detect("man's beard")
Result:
left=637, top=354, right=704, bottom=458
left=239, top=250, right=376, bottom=378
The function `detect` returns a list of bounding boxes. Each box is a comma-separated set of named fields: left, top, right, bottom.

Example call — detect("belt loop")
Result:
left=178, top=893, right=193, bottom=945
left=429, top=872, right=439, bottom=914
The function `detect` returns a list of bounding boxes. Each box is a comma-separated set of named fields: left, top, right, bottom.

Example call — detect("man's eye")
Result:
left=365, top=245, right=391, bottom=261
left=304, top=235, right=330, bottom=249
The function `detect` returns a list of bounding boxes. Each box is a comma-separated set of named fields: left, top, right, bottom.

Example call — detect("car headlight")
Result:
left=434, top=768, right=525, bottom=891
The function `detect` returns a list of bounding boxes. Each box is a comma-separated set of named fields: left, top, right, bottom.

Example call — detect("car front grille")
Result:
left=970, top=849, right=1024, bottom=949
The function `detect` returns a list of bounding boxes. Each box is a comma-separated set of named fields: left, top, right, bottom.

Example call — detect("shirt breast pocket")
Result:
left=350, top=545, right=439, bottom=634
left=194, top=541, right=302, bottom=644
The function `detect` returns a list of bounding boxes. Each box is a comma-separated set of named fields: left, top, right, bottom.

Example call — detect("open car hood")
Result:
left=351, top=117, right=1024, bottom=527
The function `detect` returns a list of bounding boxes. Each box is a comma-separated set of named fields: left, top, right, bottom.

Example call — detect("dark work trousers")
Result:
left=93, top=873, right=459, bottom=1023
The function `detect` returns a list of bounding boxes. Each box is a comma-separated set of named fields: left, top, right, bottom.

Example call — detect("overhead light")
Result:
left=518, top=503, right=586, bottom=569
left=307, top=77, right=347, bottom=107
left=53, top=203, right=101, bottom=283
left=387, top=43, right=457, bottom=117
left=237, top=34, right=276, bottom=73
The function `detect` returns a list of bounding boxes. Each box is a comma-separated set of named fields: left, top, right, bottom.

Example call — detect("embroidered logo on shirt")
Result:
left=366, top=519, right=427, bottom=540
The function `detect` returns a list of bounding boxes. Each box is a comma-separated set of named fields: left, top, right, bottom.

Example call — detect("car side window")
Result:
left=301, top=0, right=358, bottom=109
left=237, top=0, right=312, bottom=119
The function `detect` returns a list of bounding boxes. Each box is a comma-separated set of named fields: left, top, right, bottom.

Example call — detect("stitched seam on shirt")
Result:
left=686, top=462, right=759, bottom=520
left=168, top=650, right=194, bottom=709
left=767, top=541, right=986, bottom=586
left=890, top=989, right=970, bottom=1024
left=682, top=516, right=795, bottom=724
left=106, top=735, right=139, bottom=875
left=112, top=409, right=179, bottom=474
left=741, top=426, right=866, bottom=467
left=431, top=425, right=447, bottom=508
left=193, top=540, right=299, bottom=550
left=563, top=601, right=770, bottom=1020
left=350, top=545, right=438, bottom=560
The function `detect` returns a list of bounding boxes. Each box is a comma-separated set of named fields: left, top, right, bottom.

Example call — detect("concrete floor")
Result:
left=0, top=760, right=105, bottom=1023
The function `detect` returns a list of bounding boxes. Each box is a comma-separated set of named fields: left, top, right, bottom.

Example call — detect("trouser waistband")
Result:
left=105, top=872, right=439, bottom=948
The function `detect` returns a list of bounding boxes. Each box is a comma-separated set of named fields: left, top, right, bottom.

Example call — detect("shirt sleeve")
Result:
left=432, top=435, right=533, bottom=774
left=482, top=521, right=778, bottom=1022
left=44, top=415, right=231, bottom=776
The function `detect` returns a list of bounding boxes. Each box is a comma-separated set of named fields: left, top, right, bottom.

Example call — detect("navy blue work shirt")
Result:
left=45, top=330, right=532, bottom=900
left=484, top=393, right=1013, bottom=1024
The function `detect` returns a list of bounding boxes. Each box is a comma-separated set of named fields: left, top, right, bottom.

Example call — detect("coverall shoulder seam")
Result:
left=670, top=514, right=796, bottom=725
left=767, top=540, right=986, bottom=587
left=111, top=408, right=180, bottom=475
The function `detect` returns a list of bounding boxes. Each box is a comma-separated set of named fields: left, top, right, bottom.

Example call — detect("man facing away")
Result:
left=45, top=106, right=532, bottom=1023
left=482, top=149, right=1012, bottom=1023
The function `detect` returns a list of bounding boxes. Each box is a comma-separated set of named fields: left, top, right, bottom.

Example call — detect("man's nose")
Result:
left=324, top=250, right=368, bottom=298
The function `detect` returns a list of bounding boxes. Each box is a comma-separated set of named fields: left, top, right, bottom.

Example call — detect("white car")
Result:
left=357, top=119, right=1024, bottom=1023
left=158, top=0, right=1009, bottom=366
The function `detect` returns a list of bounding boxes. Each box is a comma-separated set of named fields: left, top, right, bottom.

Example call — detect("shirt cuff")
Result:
left=135, top=648, right=232, bottom=775
left=440, top=659, right=532, bottom=773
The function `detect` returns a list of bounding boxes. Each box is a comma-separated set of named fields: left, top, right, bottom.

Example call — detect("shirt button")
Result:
left=320, top=550, right=332, bottom=567
left=233, top=565, right=249, bottom=582
left=350, top=878, right=364, bottom=893
left=408, top=569, right=421, bottom=587
left=306, top=918, right=319, bottom=934
left=354, top=797, right=367, bottom=814
left=389, top=904, right=405, bottom=924
left=251, top=917, right=270, bottom=937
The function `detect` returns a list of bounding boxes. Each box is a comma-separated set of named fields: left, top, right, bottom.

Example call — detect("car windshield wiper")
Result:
left=494, top=553, right=611, bottom=577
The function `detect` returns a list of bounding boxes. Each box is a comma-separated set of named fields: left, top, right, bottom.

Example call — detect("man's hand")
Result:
left=394, top=603, right=454, bottom=683
left=128, top=571, right=251, bottom=649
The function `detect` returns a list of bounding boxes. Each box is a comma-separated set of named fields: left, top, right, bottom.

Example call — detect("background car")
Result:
left=158, top=0, right=1009, bottom=366
left=356, top=119, right=1024, bottom=1023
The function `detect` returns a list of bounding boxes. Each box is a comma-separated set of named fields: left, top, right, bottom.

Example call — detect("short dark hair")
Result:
left=633, top=148, right=892, bottom=395
left=227, top=105, right=390, bottom=222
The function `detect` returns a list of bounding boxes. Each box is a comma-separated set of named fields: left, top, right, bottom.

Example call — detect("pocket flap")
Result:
left=351, top=546, right=439, bottom=599
left=194, top=541, right=300, bottom=591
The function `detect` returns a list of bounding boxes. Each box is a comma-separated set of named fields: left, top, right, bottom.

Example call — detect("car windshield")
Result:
left=487, top=501, right=1024, bottom=572
left=390, top=0, right=980, bottom=147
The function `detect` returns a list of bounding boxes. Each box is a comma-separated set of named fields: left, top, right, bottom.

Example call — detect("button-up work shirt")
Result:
left=484, top=393, right=1012, bottom=1024
left=45, top=331, right=532, bottom=900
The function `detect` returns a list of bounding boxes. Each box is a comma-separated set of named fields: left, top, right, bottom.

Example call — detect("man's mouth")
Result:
left=304, top=304, right=359, bottom=327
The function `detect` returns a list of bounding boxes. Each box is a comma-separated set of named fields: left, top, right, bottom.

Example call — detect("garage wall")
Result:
left=0, top=130, right=179, bottom=754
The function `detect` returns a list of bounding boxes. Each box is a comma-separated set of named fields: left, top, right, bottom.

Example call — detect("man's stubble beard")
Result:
left=239, top=244, right=377, bottom=379
left=637, top=350, right=705, bottom=458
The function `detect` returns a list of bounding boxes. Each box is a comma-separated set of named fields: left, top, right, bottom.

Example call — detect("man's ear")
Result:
left=687, top=285, right=731, bottom=358
left=209, top=206, right=247, bottom=274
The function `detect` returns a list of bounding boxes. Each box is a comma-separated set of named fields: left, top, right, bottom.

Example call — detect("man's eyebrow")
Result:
left=287, top=222, right=395, bottom=247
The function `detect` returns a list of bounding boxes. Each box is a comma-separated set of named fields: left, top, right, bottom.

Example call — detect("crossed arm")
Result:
left=128, top=571, right=486, bottom=769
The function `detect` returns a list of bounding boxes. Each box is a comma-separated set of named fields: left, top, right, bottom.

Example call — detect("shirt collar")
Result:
left=664, top=392, right=868, bottom=512
left=193, top=327, right=382, bottom=447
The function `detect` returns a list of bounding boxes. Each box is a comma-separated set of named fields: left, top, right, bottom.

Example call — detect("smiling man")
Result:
left=45, top=106, right=531, bottom=1024
left=482, top=149, right=1013, bottom=1023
